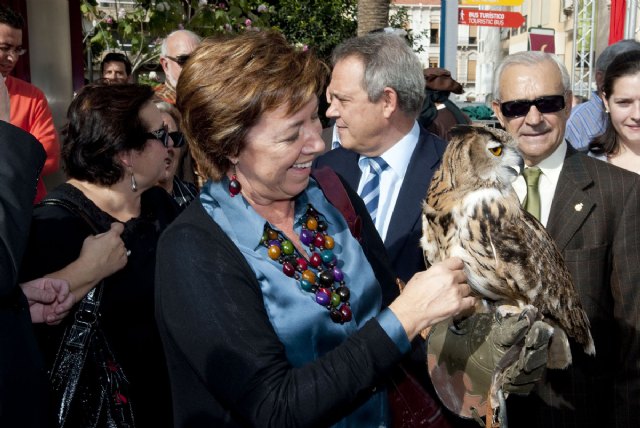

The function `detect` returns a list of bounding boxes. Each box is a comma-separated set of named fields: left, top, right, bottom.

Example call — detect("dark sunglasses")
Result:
left=165, top=54, right=190, bottom=66
left=144, top=127, right=185, bottom=148
left=499, top=95, right=566, bottom=118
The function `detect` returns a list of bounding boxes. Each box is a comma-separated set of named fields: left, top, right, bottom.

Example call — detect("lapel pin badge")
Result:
left=574, top=202, right=583, bottom=212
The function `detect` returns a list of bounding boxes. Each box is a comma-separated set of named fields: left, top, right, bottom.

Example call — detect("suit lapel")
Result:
left=385, top=130, right=443, bottom=252
left=334, top=148, right=362, bottom=190
left=547, top=146, right=594, bottom=251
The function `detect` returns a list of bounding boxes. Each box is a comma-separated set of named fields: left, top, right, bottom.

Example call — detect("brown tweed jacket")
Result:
left=506, top=145, right=640, bottom=428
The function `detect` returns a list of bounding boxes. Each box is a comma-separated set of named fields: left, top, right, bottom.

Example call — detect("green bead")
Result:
left=331, top=292, right=341, bottom=307
left=282, top=240, right=294, bottom=255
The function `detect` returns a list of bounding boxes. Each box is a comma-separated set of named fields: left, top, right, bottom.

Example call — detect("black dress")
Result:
left=21, top=183, right=178, bottom=428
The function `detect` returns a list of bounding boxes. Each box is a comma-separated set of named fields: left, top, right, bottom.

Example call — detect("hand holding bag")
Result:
left=39, top=198, right=136, bottom=428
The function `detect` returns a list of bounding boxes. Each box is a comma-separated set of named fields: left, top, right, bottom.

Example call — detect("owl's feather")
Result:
left=421, top=125, right=595, bottom=366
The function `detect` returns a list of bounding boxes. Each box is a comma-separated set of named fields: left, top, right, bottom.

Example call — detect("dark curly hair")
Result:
left=0, top=5, right=24, bottom=29
left=62, top=83, right=155, bottom=185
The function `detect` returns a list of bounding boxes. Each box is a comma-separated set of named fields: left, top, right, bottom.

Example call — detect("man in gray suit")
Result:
left=491, top=51, right=640, bottom=428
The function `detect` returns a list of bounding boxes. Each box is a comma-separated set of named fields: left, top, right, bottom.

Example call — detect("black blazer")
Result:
left=314, top=126, right=447, bottom=282
left=506, top=146, right=640, bottom=428
left=0, top=121, right=50, bottom=427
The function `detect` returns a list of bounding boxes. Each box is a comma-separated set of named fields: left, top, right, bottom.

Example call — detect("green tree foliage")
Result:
left=81, top=0, right=272, bottom=75
left=268, top=0, right=357, bottom=61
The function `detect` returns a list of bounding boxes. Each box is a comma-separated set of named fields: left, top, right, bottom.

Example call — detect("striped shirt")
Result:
left=565, top=91, right=606, bottom=151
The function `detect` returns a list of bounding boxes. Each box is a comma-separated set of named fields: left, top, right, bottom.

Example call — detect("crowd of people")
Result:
left=1, top=2, right=639, bottom=428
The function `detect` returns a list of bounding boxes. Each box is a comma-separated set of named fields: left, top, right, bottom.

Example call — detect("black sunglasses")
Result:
left=144, top=127, right=185, bottom=148
left=499, top=95, right=566, bottom=118
left=165, top=54, right=190, bottom=66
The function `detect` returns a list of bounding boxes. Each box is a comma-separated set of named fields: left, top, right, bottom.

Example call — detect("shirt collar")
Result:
left=528, top=139, right=566, bottom=184
left=358, top=121, right=420, bottom=180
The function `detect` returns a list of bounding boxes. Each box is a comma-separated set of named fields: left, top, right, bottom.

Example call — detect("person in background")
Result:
left=156, top=101, right=198, bottom=209
left=315, top=32, right=448, bottom=284
left=155, top=29, right=201, bottom=105
left=418, top=67, right=471, bottom=140
left=566, top=38, right=640, bottom=150
left=101, top=52, right=132, bottom=83
left=588, top=50, right=640, bottom=174
left=491, top=50, right=640, bottom=428
left=21, top=83, right=178, bottom=427
left=155, top=30, right=475, bottom=427
left=0, top=5, right=59, bottom=203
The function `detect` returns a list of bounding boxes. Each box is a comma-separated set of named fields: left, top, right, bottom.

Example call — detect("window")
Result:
left=469, top=26, right=478, bottom=45
left=467, top=57, right=477, bottom=82
left=430, top=23, right=440, bottom=44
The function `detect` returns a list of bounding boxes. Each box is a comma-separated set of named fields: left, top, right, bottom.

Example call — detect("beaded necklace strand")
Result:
left=261, top=204, right=352, bottom=324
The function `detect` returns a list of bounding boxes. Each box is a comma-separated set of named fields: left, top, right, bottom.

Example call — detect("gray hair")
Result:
left=332, top=32, right=425, bottom=116
left=492, top=51, right=570, bottom=100
left=595, top=39, right=640, bottom=71
left=160, top=29, right=202, bottom=56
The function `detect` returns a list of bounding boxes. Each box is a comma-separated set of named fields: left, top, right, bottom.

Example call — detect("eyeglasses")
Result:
left=165, top=54, right=190, bottom=66
left=0, top=45, right=27, bottom=57
left=144, top=127, right=185, bottom=148
left=498, top=95, right=566, bottom=118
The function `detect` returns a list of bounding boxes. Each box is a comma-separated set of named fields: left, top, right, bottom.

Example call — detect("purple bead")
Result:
left=269, top=239, right=281, bottom=248
left=300, top=229, right=314, bottom=245
left=315, top=288, right=331, bottom=306
left=332, top=266, right=344, bottom=282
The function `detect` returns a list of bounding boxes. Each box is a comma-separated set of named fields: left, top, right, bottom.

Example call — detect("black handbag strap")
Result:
left=38, top=197, right=106, bottom=349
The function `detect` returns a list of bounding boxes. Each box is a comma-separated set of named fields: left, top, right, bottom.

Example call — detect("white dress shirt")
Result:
left=512, top=141, right=567, bottom=227
left=356, top=121, right=420, bottom=241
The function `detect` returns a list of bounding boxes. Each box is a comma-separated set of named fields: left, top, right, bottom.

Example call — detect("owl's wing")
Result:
left=475, top=208, right=594, bottom=355
left=420, top=201, right=442, bottom=268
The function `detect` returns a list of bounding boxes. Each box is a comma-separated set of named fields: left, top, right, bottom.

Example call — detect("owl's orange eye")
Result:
left=489, top=146, right=503, bottom=156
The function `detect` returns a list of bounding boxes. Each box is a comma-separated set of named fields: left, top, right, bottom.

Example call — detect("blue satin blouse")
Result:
left=200, top=177, right=409, bottom=427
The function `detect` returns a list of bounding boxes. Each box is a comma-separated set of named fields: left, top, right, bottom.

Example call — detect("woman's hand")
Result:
left=20, top=277, right=76, bottom=324
left=46, top=222, right=128, bottom=300
left=78, top=222, right=128, bottom=280
left=388, top=257, right=476, bottom=340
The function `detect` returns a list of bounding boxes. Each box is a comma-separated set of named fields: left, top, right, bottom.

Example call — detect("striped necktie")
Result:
left=522, top=166, right=542, bottom=221
left=360, top=157, right=388, bottom=224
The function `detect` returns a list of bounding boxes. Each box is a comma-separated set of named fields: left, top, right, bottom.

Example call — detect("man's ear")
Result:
left=491, top=100, right=506, bottom=128
left=381, top=87, right=398, bottom=119
left=564, top=91, right=573, bottom=114
left=159, top=57, right=169, bottom=74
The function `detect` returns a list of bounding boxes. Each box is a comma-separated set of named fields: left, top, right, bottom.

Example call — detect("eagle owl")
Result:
left=421, top=125, right=594, bottom=367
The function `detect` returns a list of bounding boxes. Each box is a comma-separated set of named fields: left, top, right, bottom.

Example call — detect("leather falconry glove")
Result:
left=426, top=307, right=554, bottom=426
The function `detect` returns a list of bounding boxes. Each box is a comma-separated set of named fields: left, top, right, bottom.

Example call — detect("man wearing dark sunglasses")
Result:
left=491, top=51, right=640, bottom=428
left=156, top=29, right=201, bottom=105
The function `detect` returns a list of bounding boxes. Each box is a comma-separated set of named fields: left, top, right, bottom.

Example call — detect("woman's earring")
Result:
left=130, top=168, right=138, bottom=192
left=229, top=163, right=241, bottom=197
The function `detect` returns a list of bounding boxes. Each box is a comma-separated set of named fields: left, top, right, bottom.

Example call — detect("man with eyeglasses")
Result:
left=491, top=50, right=640, bottom=428
left=0, top=5, right=59, bottom=204
left=155, top=29, right=201, bottom=105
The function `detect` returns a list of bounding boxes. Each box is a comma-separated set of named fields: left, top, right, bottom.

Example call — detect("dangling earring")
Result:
left=229, top=163, right=241, bottom=197
left=130, top=168, right=138, bottom=192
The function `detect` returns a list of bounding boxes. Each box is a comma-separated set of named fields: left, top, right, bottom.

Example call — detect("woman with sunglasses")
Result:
left=20, top=83, right=178, bottom=427
left=156, top=101, right=198, bottom=209
left=589, top=50, right=640, bottom=173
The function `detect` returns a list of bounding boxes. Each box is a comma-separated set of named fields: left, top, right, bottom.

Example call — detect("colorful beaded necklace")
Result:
left=261, top=204, right=352, bottom=324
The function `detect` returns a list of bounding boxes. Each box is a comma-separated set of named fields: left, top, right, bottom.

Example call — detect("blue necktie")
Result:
left=360, top=157, right=388, bottom=224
